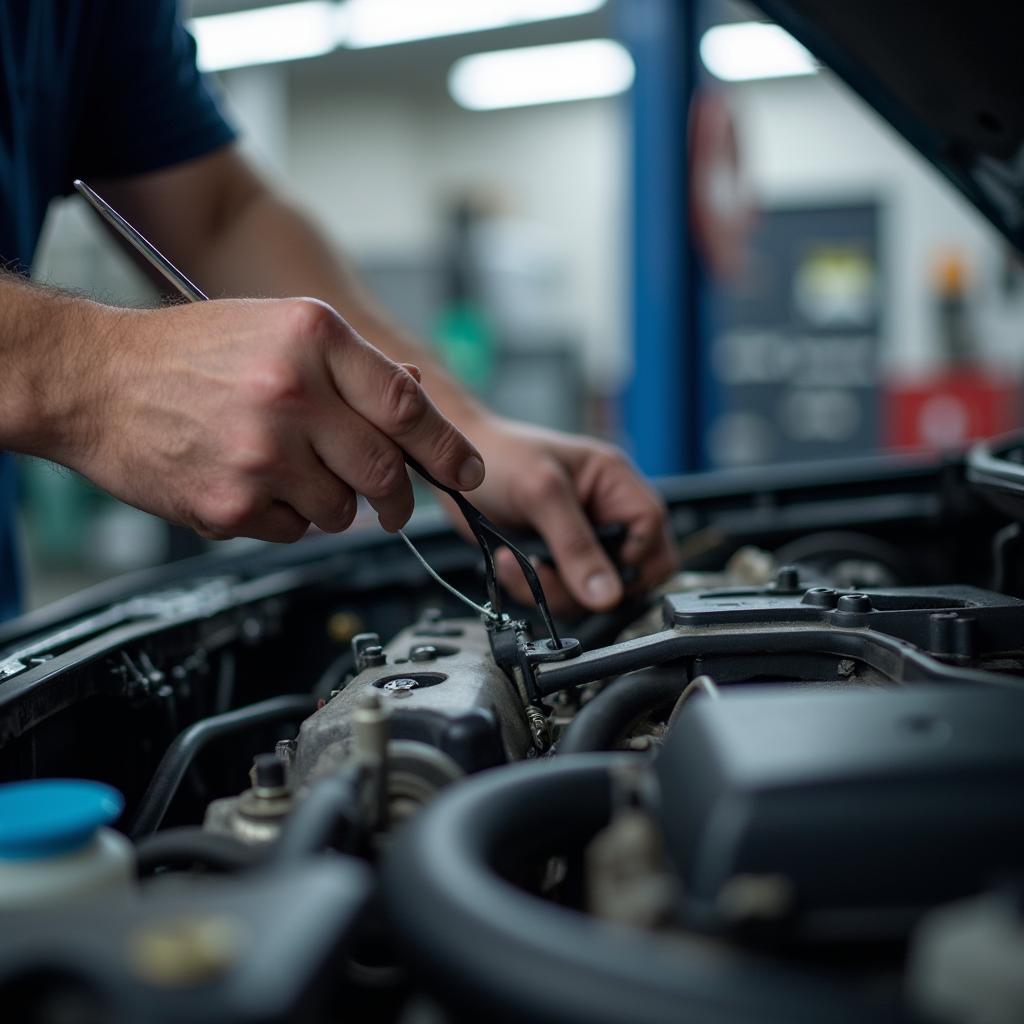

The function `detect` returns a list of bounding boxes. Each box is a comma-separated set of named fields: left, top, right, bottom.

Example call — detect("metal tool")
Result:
left=73, top=178, right=564, bottom=649
left=401, top=455, right=562, bottom=647
left=73, top=180, right=208, bottom=302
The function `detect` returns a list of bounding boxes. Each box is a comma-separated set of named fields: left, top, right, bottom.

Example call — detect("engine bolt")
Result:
left=774, top=566, right=800, bottom=592
left=253, top=753, right=286, bottom=790
left=383, top=677, right=419, bottom=692
left=362, top=645, right=386, bottom=667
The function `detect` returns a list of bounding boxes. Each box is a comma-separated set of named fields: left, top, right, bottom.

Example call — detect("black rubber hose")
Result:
left=135, top=826, right=265, bottom=876
left=570, top=593, right=654, bottom=651
left=129, top=694, right=314, bottom=838
left=269, top=763, right=366, bottom=865
left=557, top=670, right=686, bottom=754
left=383, top=754, right=914, bottom=1024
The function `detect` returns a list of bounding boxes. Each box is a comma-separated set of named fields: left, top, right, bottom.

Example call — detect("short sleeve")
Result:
left=69, top=0, right=236, bottom=182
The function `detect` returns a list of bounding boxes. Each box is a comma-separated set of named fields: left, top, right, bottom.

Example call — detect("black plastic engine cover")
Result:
left=656, top=685, right=1024, bottom=942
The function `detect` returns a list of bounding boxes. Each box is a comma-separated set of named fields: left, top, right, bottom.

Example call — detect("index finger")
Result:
left=327, top=337, right=484, bottom=492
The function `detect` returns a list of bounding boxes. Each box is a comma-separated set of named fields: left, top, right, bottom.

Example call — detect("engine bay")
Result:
left=2, top=441, right=1024, bottom=1024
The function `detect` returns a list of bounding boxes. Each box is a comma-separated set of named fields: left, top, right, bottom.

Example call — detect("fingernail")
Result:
left=457, top=455, right=485, bottom=489
left=585, top=571, right=619, bottom=607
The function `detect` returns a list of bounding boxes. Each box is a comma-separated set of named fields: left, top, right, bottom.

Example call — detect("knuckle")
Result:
left=285, top=297, right=339, bottom=342
left=200, top=488, right=262, bottom=535
left=524, top=461, right=567, bottom=503
left=247, top=358, right=304, bottom=408
left=361, top=446, right=406, bottom=498
left=379, top=364, right=427, bottom=434
left=596, top=441, right=630, bottom=470
left=231, top=430, right=280, bottom=475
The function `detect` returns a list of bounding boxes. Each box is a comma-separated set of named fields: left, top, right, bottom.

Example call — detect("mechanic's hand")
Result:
left=68, top=298, right=484, bottom=541
left=442, top=413, right=677, bottom=615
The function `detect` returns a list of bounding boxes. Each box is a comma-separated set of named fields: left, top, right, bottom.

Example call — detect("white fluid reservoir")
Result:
left=0, top=778, right=135, bottom=909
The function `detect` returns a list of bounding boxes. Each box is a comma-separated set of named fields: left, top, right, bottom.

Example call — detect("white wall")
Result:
left=728, top=71, right=1022, bottom=377
left=282, top=85, right=630, bottom=388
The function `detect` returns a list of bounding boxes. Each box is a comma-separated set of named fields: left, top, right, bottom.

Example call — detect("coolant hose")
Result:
left=129, top=694, right=314, bottom=838
left=269, top=763, right=366, bottom=865
left=383, top=754, right=913, bottom=1024
left=556, top=670, right=686, bottom=754
left=135, top=826, right=265, bottom=875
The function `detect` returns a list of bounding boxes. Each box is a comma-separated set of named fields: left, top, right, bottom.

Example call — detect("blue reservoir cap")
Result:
left=0, top=780, right=124, bottom=860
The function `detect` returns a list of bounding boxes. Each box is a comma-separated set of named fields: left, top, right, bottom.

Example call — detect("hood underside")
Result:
left=757, top=0, right=1024, bottom=253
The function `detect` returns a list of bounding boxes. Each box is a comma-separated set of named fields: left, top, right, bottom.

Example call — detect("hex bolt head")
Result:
left=253, top=753, right=286, bottom=790
left=775, top=566, right=800, bottom=592
left=383, top=677, right=420, bottom=692
left=410, top=644, right=438, bottom=663
left=362, top=645, right=386, bottom=667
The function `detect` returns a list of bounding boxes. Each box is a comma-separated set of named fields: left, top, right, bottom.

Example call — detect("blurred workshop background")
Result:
left=20, top=0, right=1024, bottom=604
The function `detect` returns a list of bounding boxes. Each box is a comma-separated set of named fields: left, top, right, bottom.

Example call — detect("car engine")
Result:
left=2, top=438, right=1024, bottom=1024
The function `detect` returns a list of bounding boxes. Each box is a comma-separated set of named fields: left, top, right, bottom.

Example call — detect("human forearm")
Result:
left=1, top=271, right=483, bottom=540
left=0, top=271, right=115, bottom=463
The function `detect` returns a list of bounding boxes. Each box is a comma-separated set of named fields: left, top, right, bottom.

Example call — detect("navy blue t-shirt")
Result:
left=0, top=1, right=236, bottom=619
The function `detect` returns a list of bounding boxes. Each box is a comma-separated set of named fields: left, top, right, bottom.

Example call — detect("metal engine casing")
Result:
left=207, top=616, right=533, bottom=840
left=292, top=615, right=532, bottom=785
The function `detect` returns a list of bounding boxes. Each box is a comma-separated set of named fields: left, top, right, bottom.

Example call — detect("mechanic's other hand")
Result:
left=445, top=414, right=677, bottom=615
left=71, top=298, right=484, bottom=541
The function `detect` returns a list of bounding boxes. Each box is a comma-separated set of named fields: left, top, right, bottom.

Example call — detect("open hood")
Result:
left=757, top=0, right=1024, bottom=253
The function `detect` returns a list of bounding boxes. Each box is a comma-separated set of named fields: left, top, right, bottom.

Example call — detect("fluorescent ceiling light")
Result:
left=341, top=0, right=606, bottom=49
left=190, top=0, right=608, bottom=72
left=449, top=38, right=634, bottom=111
left=700, top=22, right=817, bottom=82
left=191, top=1, right=340, bottom=72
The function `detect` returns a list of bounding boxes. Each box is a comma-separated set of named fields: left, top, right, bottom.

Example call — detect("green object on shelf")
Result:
left=434, top=302, right=494, bottom=392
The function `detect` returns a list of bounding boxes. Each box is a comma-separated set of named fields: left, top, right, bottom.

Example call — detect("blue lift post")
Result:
left=620, top=0, right=705, bottom=477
